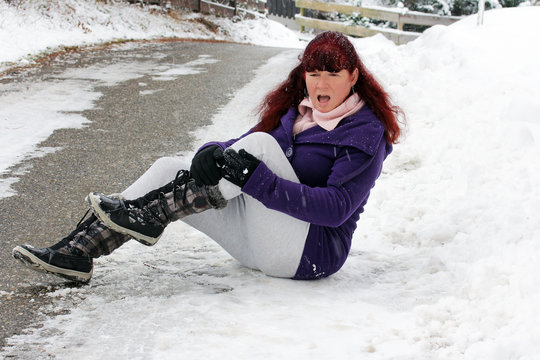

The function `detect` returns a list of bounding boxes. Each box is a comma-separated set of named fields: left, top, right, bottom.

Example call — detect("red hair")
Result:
left=255, top=31, right=403, bottom=144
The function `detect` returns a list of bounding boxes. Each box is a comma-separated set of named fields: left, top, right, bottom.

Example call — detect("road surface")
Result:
left=0, top=40, right=285, bottom=350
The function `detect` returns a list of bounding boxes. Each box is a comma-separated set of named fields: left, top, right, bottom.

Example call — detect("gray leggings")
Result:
left=122, top=132, right=310, bottom=278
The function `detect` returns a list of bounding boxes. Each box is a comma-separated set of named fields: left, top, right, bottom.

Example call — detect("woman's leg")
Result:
left=183, top=132, right=310, bottom=278
left=11, top=157, right=188, bottom=282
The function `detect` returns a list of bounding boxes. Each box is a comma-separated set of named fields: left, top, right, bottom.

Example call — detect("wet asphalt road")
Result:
left=0, top=41, right=285, bottom=350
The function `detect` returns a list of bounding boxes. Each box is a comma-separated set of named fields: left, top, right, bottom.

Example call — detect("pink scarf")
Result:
left=293, top=94, right=365, bottom=136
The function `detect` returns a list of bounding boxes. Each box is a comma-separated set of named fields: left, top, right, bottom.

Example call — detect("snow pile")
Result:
left=349, top=6, right=540, bottom=358
left=2, top=6, right=540, bottom=360
left=0, top=0, right=302, bottom=70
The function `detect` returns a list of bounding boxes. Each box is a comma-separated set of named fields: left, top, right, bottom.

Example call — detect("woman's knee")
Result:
left=150, top=157, right=187, bottom=173
left=230, top=132, right=298, bottom=182
left=243, top=131, right=276, bottom=144
left=231, top=132, right=281, bottom=157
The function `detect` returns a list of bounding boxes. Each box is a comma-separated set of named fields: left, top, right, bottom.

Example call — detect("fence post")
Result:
left=397, top=14, right=403, bottom=31
left=300, top=6, right=305, bottom=32
left=477, top=0, right=485, bottom=25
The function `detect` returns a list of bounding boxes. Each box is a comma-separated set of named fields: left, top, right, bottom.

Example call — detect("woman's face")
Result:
left=305, top=68, right=359, bottom=113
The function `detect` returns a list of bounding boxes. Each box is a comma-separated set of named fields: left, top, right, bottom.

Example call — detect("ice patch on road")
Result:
left=0, top=79, right=96, bottom=196
left=0, top=53, right=220, bottom=199
left=55, top=61, right=154, bottom=87
left=0, top=177, right=17, bottom=198
left=140, top=89, right=163, bottom=96
left=152, top=55, right=219, bottom=81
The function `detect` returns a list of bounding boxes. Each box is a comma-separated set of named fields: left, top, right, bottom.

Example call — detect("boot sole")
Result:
left=12, top=246, right=92, bottom=283
left=87, top=193, right=160, bottom=246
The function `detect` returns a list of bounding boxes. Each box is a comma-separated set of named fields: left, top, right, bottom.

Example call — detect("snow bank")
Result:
left=348, top=7, right=540, bottom=358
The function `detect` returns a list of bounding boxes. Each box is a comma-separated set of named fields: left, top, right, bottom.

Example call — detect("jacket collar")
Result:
left=280, top=106, right=385, bottom=156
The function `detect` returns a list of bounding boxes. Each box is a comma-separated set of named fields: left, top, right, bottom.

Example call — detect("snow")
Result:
left=1, top=2, right=540, bottom=360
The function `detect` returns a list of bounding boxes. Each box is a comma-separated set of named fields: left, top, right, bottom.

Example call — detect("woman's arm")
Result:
left=241, top=144, right=386, bottom=227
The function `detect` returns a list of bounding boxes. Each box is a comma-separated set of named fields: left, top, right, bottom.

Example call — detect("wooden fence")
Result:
left=133, top=0, right=265, bottom=19
left=267, top=0, right=299, bottom=19
left=134, top=0, right=462, bottom=44
left=295, top=0, right=463, bottom=44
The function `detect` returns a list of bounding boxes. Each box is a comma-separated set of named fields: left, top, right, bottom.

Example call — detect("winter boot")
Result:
left=87, top=170, right=227, bottom=246
left=12, top=213, right=97, bottom=283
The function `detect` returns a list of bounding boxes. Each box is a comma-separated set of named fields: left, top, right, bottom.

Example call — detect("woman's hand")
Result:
left=221, top=149, right=261, bottom=188
left=190, top=145, right=224, bottom=186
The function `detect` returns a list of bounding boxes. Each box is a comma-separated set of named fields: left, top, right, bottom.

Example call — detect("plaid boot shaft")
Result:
left=158, top=181, right=225, bottom=223
left=71, top=220, right=130, bottom=258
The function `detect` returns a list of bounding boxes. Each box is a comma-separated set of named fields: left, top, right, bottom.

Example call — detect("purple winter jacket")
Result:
left=206, top=105, right=392, bottom=279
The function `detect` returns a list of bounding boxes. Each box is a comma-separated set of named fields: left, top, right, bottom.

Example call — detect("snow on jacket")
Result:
left=205, top=105, right=392, bottom=279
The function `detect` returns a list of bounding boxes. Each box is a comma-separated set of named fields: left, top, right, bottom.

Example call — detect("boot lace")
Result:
left=156, top=170, right=192, bottom=223
left=52, top=210, right=96, bottom=250
left=171, top=170, right=191, bottom=202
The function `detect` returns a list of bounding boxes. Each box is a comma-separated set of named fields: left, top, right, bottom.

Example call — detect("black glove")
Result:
left=221, top=148, right=261, bottom=188
left=190, top=145, right=224, bottom=186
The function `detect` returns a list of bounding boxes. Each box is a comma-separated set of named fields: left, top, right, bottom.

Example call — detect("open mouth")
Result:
left=317, top=95, right=331, bottom=103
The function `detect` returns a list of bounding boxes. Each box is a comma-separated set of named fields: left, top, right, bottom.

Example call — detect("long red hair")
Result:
left=255, top=31, right=403, bottom=144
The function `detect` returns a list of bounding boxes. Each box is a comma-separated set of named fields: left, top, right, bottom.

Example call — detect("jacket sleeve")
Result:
left=241, top=138, right=387, bottom=227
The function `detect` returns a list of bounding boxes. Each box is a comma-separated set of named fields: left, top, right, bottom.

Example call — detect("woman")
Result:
left=13, top=31, right=402, bottom=283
